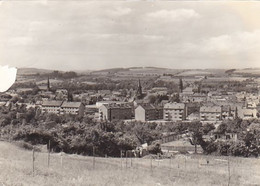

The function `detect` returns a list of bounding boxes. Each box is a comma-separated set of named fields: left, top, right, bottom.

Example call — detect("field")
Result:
left=0, top=141, right=260, bottom=186
left=235, top=69, right=260, bottom=75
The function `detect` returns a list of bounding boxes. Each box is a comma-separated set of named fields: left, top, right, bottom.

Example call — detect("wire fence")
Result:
left=29, top=145, right=253, bottom=186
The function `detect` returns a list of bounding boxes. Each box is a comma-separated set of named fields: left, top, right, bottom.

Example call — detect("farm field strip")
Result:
left=0, top=141, right=260, bottom=186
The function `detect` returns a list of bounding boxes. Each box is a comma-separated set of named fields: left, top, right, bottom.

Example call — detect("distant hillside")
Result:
left=17, top=68, right=53, bottom=75
left=91, top=68, right=130, bottom=74
left=176, top=70, right=211, bottom=76
left=91, top=67, right=181, bottom=75
left=17, top=67, right=228, bottom=76
left=233, top=68, right=260, bottom=75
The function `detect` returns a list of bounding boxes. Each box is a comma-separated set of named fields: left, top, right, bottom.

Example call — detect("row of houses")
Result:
left=98, top=101, right=259, bottom=122
left=99, top=102, right=188, bottom=122
left=40, top=100, right=85, bottom=116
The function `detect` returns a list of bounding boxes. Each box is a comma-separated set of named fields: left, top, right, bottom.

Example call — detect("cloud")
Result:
left=202, top=30, right=260, bottom=53
left=174, top=30, right=260, bottom=68
left=147, top=9, right=200, bottom=21
left=7, top=37, right=34, bottom=46
left=108, top=7, right=132, bottom=16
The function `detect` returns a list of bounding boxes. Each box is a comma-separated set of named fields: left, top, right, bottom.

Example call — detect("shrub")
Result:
left=147, top=141, right=162, bottom=155
left=14, top=141, right=40, bottom=152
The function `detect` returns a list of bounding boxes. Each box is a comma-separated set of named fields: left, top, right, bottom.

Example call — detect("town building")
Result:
left=221, top=105, right=238, bottom=120
left=181, top=87, right=194, bottom=95
left=182, top=93, right=207, bottom=103
left=99, top=103, right=133, bottom=121
left=135, top=104, right=163, bottom=121
left=214, top=132, right=238, bottom=142
left=237, top=107, right=258, bottom=119
left=41, top=100, right=63, bottom=114
left=96, top=101, right=127, bottom=108
left=163, top=103, right=187, bottom=121
left=200, top=106, right=222, bottom=122
left=150, top=87, right=168, bottom=95
left=60, top=101, right=85, bottom=116
left=85, top=105, right=98, bottom=115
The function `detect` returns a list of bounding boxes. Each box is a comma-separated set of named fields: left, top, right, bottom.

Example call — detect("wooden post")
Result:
left=125, top=151, right=127, bottom=169
left=157, top=153, right=160, bottom=166
left=185, top=157, right=187, bottom=169
left=93, top=146, right=95, bottom=169
left=169, top=156, right=172, bottom=177
left=228, top=156, right=231, bottom=186
left=150, top=157, right=152, bottom=170
left=60, top=151, right=63, bottom=168
left=32, top=146, right=35, bottom=176
left=120, top=150, right=123, bottom=169
left=170, top=156, right=172, bottom=170
left=48, top=140, right=50, bottom=168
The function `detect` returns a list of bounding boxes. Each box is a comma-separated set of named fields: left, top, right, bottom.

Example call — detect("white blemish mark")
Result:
left=0, top=65, right=17, bottom=92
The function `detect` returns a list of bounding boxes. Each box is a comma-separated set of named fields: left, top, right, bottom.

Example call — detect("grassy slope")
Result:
left=0, top=141, right=259, bottom=186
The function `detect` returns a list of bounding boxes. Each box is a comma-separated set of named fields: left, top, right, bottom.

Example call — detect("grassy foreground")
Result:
left=0, top=141, right=259, bottom=186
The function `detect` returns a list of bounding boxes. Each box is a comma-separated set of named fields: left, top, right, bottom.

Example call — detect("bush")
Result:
left=14, top=141, right=40, bottom=152
left=204, top=141, right=217, bottom=154
left=147, top=141, right=161, bottom=155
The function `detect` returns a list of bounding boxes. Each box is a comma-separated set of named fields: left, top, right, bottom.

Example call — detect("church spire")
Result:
left=47, top=76, right=50, bottom=91
left=136, top=79, right=143, bottom=99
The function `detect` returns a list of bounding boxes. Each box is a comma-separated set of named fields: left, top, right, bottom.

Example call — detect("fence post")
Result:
left=93, top=146, right=95, bottom=169
left=60, top=151, right=63, bottom=168
left=32, top=146, right=35, bottom=176
left=157, top=153, right=160, bottom=166
left=185, top=157, right=187, bottom=169
left=48, top=140, right=50, bottom=168
left=228, top=156, right=231, bottom=186
left=150, top=157, right=153, bottom=171
left=125, top=151, right=127, bottom=169
left=120, top=150, right=123, bottom=169
left=170, top=156, right=172, bottom=170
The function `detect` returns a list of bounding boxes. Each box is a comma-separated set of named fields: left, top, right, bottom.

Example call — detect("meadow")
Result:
left=0, top=141, right=260, bottom=186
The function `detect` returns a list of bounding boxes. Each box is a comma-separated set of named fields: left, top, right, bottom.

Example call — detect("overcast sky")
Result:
left=1, top=1, right=260, bottom=71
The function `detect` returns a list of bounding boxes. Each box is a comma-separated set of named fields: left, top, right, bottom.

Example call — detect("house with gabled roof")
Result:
left=135, top=104, right=163, bottom=121
left=61, top=101, right=85, bottom=117
left=41, top=100, right=63, bottom=114
left=99, top=103, right=133, bottom=121
left=163, top=102, right=187, bottom=121
left=200, top=105, right=222, bottom=122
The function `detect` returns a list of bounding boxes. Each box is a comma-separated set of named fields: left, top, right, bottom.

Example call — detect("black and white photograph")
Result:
left=0, top=0, right=260, bottom=185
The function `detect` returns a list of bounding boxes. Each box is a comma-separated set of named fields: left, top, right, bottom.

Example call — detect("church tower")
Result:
left=47, top=76, right=50, bottom=91
left=136, top=79, right=143, bottom=99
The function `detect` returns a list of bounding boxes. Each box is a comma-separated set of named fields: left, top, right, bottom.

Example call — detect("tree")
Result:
left=170, top=93, right=180, bottom=103
left=187, top=122, right=215, bottom=153
left=67, top=91, right=73, bottom=102
left=132, top=122, right=161, bottom=145
left=148, top=95, right=156, bottom=104
left=188, top=122, right=203, bottom=153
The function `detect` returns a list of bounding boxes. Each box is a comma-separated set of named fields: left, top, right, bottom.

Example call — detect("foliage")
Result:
left=147, top=141, right=162, bottom=154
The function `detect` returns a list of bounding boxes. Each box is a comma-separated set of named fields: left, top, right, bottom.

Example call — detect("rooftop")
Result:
left=164, top=103, right=185, bottom=109
left=42, top=100, right=63, bottom=107
left=137, top=104, right=162, bottom=110
left=61, top=101, right=82, bottom=108
left=103, top=103, right=133, bottom=109
left=200, top=106, right=222, bottom=113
